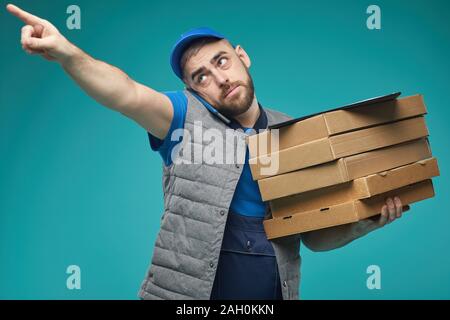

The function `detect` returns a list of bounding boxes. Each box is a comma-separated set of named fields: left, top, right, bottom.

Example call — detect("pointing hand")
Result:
left=7, top=3, right=75, bottom=63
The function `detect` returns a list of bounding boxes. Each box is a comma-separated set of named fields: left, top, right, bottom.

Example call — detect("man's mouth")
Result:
left=224, top=85, right=241, bottom=98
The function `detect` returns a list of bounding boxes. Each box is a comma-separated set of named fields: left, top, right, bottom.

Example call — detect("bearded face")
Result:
left=215, top=63, right=255, bottom=118
left=182, top=39, right=256, bottom=119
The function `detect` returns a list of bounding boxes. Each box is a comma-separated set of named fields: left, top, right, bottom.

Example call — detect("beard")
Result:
left=217, top=67, right=255, bottom=119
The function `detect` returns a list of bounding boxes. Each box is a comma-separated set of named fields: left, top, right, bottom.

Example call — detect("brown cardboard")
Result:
left=248, top=94, right=427, bottom=158
left=263, top=179, right=435, bottom=239
left=250, top=116, right=428, bottom=180
left=269, top=92, right=400, bottom=130
left=258, top=138, right=432, bottom=201
left=270, top=158, right=440, bottom=218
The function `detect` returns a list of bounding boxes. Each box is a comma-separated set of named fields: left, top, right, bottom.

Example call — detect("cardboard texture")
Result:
left=248, top=94, right=427, bottom=159
left=270, top=158, right=440, bottom=218
left=258, top=138, right=432, bottom=201
left=250, top=116, right=428, bottom=180
left=263, top=179, right=435, bottom=239
left=268, top=92, right=402, bottom=129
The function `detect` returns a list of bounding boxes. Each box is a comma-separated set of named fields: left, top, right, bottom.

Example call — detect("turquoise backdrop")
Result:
left=1, top=0, right=449, bottom=299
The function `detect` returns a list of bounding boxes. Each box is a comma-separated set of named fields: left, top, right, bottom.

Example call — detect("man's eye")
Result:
left=218, top=57, right=228, bottom=67
left=197, top=74, right=207, bottom=83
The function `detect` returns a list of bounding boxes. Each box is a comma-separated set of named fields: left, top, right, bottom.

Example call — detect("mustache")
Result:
left=221, top=81, right=247, bottom=99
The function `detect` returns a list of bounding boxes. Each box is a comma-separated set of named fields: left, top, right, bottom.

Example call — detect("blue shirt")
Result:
left=147, top=90, right=268, bottom=217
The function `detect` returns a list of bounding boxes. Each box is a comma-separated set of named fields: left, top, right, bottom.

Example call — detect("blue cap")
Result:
left=170, top=27, right=227, bottom=79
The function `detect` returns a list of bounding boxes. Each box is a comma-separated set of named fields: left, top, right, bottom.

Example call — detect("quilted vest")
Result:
left=138, top=89, right=302, bottom=300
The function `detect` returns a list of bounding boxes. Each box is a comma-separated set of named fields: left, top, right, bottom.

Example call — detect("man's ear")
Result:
left=234, top=44, right=251, bottom=69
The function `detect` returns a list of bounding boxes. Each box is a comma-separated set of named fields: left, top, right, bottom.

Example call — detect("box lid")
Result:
left=268, top=92, right=401, bottom=129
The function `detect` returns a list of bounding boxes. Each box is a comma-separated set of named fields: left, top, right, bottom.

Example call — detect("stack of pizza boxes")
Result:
left=247, top=93, right=440, bottom=239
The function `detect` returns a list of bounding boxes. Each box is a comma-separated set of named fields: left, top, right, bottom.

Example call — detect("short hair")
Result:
left=180, top=37, right=232, bottom=81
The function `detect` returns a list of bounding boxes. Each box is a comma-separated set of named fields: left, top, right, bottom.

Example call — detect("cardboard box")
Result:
left=248, top=93, right=427, bottom=158
left=270, top=158, right=440, bottom=218
left=258, top=138, right=432, bottom=201
left=250, top=116, right=428, bottom=180
left=263, top=179, right=435, bottom=239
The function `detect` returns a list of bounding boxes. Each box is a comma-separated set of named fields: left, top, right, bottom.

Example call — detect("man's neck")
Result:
left=234, top=95, right=260, bottom=128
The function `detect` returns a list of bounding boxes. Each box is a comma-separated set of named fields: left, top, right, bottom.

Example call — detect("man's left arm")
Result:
left=301, top=196, right=410, bottom=252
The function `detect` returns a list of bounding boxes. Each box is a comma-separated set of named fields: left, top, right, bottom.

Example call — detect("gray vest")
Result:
left=138, top=90, right=302, bottom=300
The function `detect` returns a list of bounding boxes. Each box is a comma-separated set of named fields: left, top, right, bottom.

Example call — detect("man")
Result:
left=7, top=3, right=408, bottom=300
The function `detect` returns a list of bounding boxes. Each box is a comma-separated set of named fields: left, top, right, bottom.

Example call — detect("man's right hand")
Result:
left=6, top=3, right=174, bottom=140
left=7, top=3, right=75, bottom=63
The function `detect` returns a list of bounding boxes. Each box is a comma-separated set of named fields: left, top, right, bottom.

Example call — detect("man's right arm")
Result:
left=6, top=3, right=172, bottom=140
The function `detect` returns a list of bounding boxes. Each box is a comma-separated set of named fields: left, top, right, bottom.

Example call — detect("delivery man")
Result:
left=7, top=3, right=408, bottom=300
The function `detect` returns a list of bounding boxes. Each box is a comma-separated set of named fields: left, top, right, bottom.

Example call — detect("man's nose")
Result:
left=211, top=69, right=229, bottom=86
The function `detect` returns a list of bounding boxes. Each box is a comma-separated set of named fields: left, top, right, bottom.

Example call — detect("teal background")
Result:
left=1, top=0, right=449, bottom=299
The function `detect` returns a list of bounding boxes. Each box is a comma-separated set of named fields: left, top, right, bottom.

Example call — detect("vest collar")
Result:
left=227, top=103, right=267, bottom=131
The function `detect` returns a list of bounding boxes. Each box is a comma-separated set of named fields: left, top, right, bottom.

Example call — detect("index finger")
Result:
left=6, top=3, right=45, bottom=25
